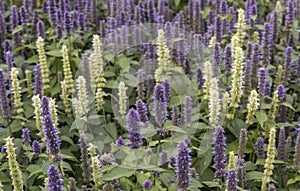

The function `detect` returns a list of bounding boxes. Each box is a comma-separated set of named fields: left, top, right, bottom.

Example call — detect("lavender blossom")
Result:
left=0, top=11, right=6, bottom=42
left=32, top=140, right=42, bottom=155
left=22, top=128, right=31, bottom=145
left=294, top=130, right=300, bottom=170
left=214, top=17, right=222, bottom=42
left=224, top=46, right=232, bottom=76
left=56, top=25, right=63, bottom=39
left=31, top=0, right=37, bottom=11
left=136, top=99, right=149, bottom=125
left=48, top=0, right=57, bottom=29
left=237, top=158, right=246, bottom=188
left=115, top=137, right=125, bottom=147
left=243, top=60, right=252, bottom=105
left=278, top=127, right=286, bottom=161
left=175, top=141, right=191, bottom=190
left=3, top=40, right=11, bottom=55
left=126, top=109, right=142, bottom=149
left=143, top=180, right=153, bottom=189
left=19, top=6, right=28, bottom=30
left=226, top=169, right=238, bottom=191
left=153, top=84, right=167, bottom=126
left=37, top=20, right=45, bottom=39
left=271, top=10, right=279, bottom=43
left=31, top=10, right=39, bottom=36
left=255, top=137, right=265, bottom=159
left=146, top=75, right=154, bottom=101
left=147, top=0, right=157, bottom=23
left=162, top=78, right=171, bottom=106
left=212, top=42, right=222, bottom=76
left=10, top=6, right=19, bottom=32
left=212, top=126, right=227, bottom=179
left=0, top=70, right=11, bottom=119
left=171, top=105, right=180, bottom=127
left=238, top=129, right=248, bottom=159
left=64, top=11, right=73, bottom=36
left=277, top=84, right=287, bottom=123
left=79, top=133, right=90, bottom=183
left=41, top=97, right=61, bottom=161
left=251, top=43, right=259, bottom=84
left=136, top=69, right=144, bottom=100
left=47, top=165, right=64, bottom=191
left=262, top=22, right=272, bottom=66
left=285, top=0, right=295, bottom=29
left=282, top=46, right=294, bottom=87
left=33, top=64, right=42, bottom=97
left=196, top=67, right=205, bottom=90
left=258, top=68, right=268, bottom=97
left=184, top=96, right=192, bottom=128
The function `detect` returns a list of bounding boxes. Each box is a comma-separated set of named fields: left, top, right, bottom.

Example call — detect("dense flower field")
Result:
left=0, top=0, right=300, bottom=190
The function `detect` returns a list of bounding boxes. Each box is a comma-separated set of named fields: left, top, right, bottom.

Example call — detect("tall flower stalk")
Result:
left=5, top=137, right=23, bottom=191
left=11, top=68, right=23, bottom=114
left=36, top=37, right=50, bottom=92
left=261, top=127, right=276, bottom=191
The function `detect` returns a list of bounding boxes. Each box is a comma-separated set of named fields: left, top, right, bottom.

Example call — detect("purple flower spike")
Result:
left=282, top=46, right=294, bottom=87
left=262, top=22, right=272, bottom=66
left=0, top=70, right=11, bottom=119
left=126, top=109, right=142, bottom=149
left=214, top=16, right=222, bottom=42
left=10, top=6, right=19, bottom=32
left=78, top=133, right=90, bottom=183
left=32, top=140, right=42, bottom=155
left=171, top=105, right=181, bottom=127
left=226, top=169, right=238, bottom=191
left=136, top=99, right=149, bottom=125
left=47, top=165, right=64, bottom=191
left=20, top=6, right=28, bottom=29
left=258, top=68, right=268, bottom=97
left=34, top=64, right=43, bottom=97
left=196, top=67, right=205, bottom=90
left=285, top=0, right=295, bottom=29
left=22, top=128, right=31, bottom=145
left=143, top=180, right=153, bottom=189
left=116, top=137, right=126, bottom=147
left=147, top=0, right=157, bottom=23
left=277, top=84, right=287, bottom=123
left=176, top=141, right=191, bottom=190
left=37, top=20, right=45, bottom=39
left=224, top=46, right=232, bottom=76
left=48, top=0, right=57, bottom=29
left=184, top=96, right=192, bottom=128
left=153, top=84, right=167, bottom=126
left=64, top=11, right=73, bottom=36
left=0, top=11, right=6, bottom=42
left=31, top=10, right=39, bottom=36
left=238, top=129, right=248, bottom=159
left=255, top=137, right=265, bottom=159
left=162, top=78, right=171, bottom=106
left=212, top=126, right=227, bottom=179
left=56, top=25, right=63, bottom=39
left=42, top=114, right=61, bottom=161
left=278, top=127, right=286, bottom=161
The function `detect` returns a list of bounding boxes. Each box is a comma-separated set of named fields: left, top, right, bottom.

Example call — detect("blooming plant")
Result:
left=0, top=0, right=299, bottom=191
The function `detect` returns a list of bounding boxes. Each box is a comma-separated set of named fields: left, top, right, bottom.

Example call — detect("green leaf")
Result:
left=11, top=26, right=23, bottom=35
left=255, top=111, right=268, bottom=127
left=25, top=55, right=39, bottom=63
left=101, top=166, right=135, bottom=181
left=202, top=181, right=219, bottom=188
left=46, top=50, right=62, bottom=57
left=282, top=102, right=295, bottom=111
left=118, top=56, right=130, bottom=72
left=246, top=171, right=264, bottom=180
